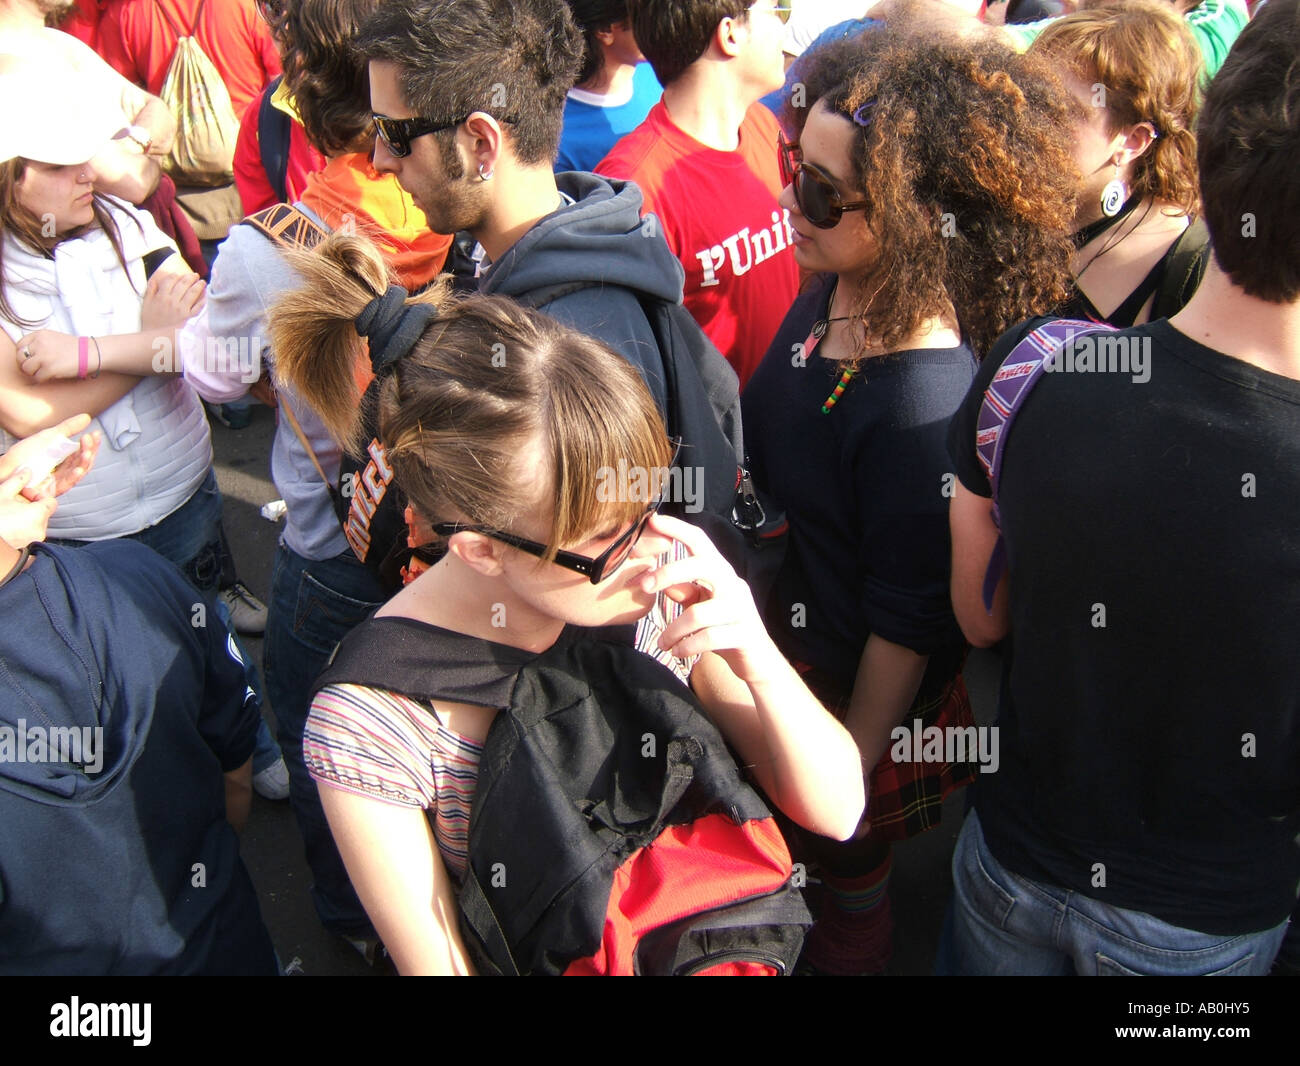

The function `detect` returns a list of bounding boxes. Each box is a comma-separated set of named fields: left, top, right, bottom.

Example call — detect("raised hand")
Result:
left=637, top=512, right=781, bottom=686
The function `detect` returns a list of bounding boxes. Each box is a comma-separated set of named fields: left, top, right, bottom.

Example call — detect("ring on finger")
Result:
left=20, top=347, right=31, bottom=359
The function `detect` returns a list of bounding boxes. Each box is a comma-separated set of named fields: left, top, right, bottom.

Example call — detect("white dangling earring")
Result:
left=1099, top=161, right=1127, bottom=218
left=477, top=163, right=493, bottom=181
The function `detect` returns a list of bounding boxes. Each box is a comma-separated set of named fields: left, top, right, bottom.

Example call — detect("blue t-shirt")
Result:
left=556, top=62, right=662, bottom=174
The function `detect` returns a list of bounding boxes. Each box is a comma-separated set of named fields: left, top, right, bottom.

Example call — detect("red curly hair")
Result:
left=1032, top=0, right=1201, bottom=218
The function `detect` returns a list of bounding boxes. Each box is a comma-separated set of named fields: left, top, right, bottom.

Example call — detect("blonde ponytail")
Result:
left=269, top=231, right=672, bottom=563
left=268, top=232, right=447, bottom=450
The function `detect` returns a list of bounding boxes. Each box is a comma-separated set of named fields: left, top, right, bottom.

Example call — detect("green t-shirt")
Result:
left=1004, top=0, right=1248, bottom=80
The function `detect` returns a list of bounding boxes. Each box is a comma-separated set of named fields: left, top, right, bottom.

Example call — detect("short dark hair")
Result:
left=564, top=0, right=631, bottom=85
left=355, top=0, right=584, bottom=166
left=1196, top=0, right=1300, bottom=303
left=273, top=0, right=379, bottom=156
left=628, top=0, right=748, bottom=87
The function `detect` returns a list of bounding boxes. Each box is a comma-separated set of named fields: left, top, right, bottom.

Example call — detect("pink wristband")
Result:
left=77, top=336, right=89, bottom=380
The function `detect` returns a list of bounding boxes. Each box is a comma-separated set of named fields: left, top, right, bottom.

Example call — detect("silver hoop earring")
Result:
left=1100, top=162, right=1127, bottom=218
left=477, top=163, right=493, bottom=181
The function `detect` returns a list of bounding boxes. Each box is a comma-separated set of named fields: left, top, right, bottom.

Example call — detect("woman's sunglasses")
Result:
left=371, top=114, right=468, bottom=159
left=778, top=131, right=869, bottom=230
left=433, top=440, right=682, bottom=585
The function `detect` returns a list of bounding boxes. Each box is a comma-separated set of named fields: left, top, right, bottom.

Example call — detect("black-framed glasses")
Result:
left=433, top=439, right=683, bottom=585
left=778, top=131, right=869, bottom=230
left=372, top=113, right=468, bottom=158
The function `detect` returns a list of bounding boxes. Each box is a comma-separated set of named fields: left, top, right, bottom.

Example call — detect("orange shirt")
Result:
left=298, top=153, right=453, bottom=294
left=99, top=0, right=279, bottom=115
left=597, top=101, right=798, bottom=389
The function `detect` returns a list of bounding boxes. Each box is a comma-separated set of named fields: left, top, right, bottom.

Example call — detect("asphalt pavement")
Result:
left=210, top=403, right=1002, bottom=976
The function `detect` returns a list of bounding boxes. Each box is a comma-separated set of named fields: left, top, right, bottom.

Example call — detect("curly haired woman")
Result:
left=741, top=27, right=1077, bottom=974
left=1033, top=1, right=1206, bottom=326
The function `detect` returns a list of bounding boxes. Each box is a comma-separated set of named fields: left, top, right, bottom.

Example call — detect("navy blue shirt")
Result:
left=0, top=541, right=276, bottom=974
left=743, top=275, right=974, bottom=693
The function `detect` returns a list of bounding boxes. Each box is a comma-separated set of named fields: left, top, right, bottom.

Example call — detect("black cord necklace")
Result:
left=1073, top=194, right=1139, bottom=250
left=811, top=279, right=853, bottom=339
left=811, top=279, right=862, bottom=414
left=1076, top=198, right=1154, bottom=283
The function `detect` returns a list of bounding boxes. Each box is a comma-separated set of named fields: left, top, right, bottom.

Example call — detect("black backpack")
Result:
left=1149, top=218, right=1211, bottom=321
left=257, top=75, right=291, bottom=205
left=630, top=291, right=788, bottom=603
left=313, top=616, right=811, bottom=976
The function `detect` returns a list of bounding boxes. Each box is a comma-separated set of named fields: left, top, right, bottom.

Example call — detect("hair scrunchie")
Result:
left=355, top=284, right=439, bottom=374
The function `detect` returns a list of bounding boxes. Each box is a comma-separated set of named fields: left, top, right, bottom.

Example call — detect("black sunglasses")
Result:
left=433, top=440, right=683, bottom=585
left=372, top=114, right=468, bottom=158
left=778, top=131, right=869, bottom=230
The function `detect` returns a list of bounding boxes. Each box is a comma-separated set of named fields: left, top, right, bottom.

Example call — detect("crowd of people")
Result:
left=0, top=0, right=1295, bottom=978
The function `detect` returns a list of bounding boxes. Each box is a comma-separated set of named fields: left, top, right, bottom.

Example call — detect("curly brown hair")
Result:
left=788, top=28, right=1078, bottom=359
left=1033, top=0, right=1201, bottom=217
left=269, top=0, right=379, bottom=157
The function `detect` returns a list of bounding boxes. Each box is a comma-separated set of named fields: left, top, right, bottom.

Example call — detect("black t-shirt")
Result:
left=743, top=275, right=973, bottom=695
left=948, top=316, right=1300, bottom=935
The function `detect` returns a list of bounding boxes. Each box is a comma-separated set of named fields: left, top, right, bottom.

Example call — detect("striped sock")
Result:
left=802, top=852, right=894, bottom=975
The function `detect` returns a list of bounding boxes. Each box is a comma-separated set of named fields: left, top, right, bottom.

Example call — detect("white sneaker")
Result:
left=253, top=757, right=290, bottom=801
left=220, top=582, right=268, bottom=636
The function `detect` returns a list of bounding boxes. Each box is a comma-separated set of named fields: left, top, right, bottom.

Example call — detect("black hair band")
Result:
left=355, top=284, right=439, bottom=374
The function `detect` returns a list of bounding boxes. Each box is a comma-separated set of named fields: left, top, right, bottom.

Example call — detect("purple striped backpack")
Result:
left=975, top=318, right=1116, bottom=611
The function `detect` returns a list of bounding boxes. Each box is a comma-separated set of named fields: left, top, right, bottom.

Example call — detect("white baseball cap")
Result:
left=0, top=52, right=126, bottom=167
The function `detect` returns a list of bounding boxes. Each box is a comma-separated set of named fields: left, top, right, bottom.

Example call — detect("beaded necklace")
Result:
left=821, top=365, right=857, bottom=414
left=807, top=279, right=857, bottom=414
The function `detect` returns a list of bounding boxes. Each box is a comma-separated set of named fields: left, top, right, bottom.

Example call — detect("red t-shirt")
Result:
left=597, top=101, right=798, bottom=388
left=233, top=88, right=326, bottom=214
left=58, top=0, right=106, bottom=50
left=99, top=0, right=279, bottom=116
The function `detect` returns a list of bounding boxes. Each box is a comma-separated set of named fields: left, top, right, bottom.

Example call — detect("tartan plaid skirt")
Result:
left=794, top=662, right=977, bottom=845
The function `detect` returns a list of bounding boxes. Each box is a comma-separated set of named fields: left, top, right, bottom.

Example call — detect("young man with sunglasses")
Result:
left=356, top=0, right=746, bottom=525
left=595, top=0, right=797, bottom=389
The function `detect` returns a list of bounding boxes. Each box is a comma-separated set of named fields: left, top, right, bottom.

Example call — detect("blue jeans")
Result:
left=263, top=541, right=386, bottom=935
left=938, top=811, right=1288, bottom=976
left=61, top=468, right=281, bottom=774
left=122, top=467, right=225, bottom=594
